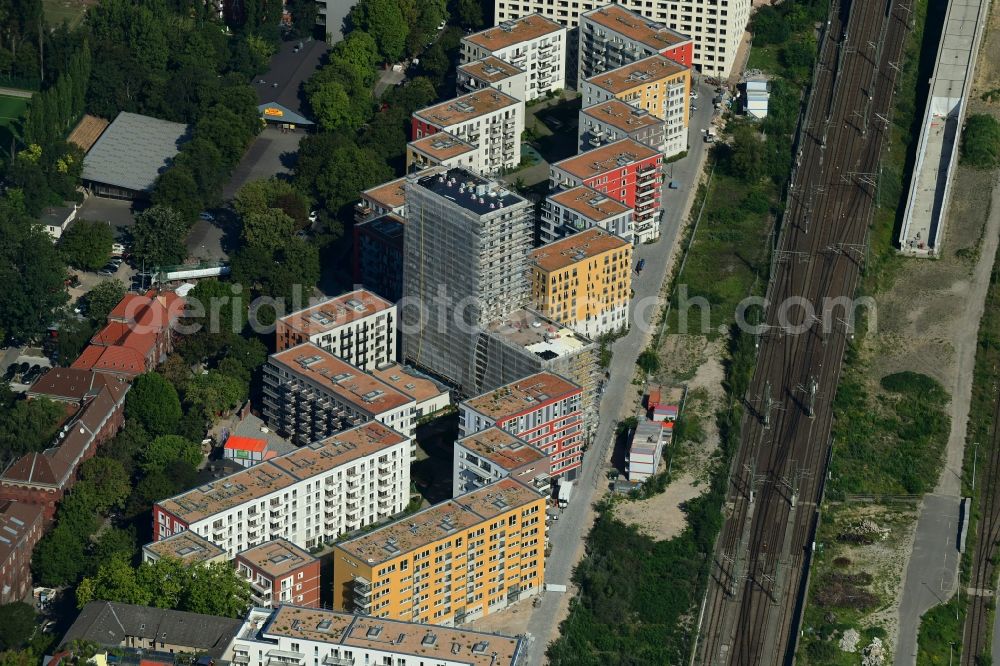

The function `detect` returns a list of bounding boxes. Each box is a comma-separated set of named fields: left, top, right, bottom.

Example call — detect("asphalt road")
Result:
left=520, top=80, right=718, bottom=665
left=894, top=494, right=962, bottom=666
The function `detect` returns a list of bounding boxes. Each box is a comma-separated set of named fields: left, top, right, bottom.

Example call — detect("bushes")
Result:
left=961, top=114, right=1000, bottom=169
left=59, top=220, right=113, bottom=271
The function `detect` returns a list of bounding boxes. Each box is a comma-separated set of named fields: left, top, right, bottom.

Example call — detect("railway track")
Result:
left=694, top=0, right=914, bottom=663
left=960, top=362, right=1000, bottom=663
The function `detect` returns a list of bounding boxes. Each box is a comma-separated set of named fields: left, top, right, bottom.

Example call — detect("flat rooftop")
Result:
left=270, top=344, right=413, bottom=415
left=585, top=54, right=687, bottom=94
left=256, top=605, right=525, bottom=666
left=370, top=363, right=448, bottom=404
left=464, top=371, right=581, bottom=421
left=631, top=419, right=668, bottom=457
left=237, top=538, right=315, bottom=577
left=552, top=138, right=660, bottom=180
left=531, top=228, right=630, bottom=272
left=278, top=289, right=393, bottom=337
left=412, top=167, right=527, bottom=216
left=583, top=4, right=690, bottom=51
left=413, top=89, right=519, bottom=128
left=81, top=111, right=189, bottom=193
left=157, top=423, right=403, bottom=524
left=457, top=428, right=546, bottom=471
left=464, top=13, right=563, bottom=51
left=361, top=177, right=407, bottom=212
left=142, top=531, right=226, bottom=565
left=486, top=309, right=594, bottom=360
left=408, top=132, right=476, bottom=162
left=581, top=99, right=665, bottom=132
left=548, top=185, right=632, bottom=222
left=337, top=478, right=542, bottom=565
left=459, top=56, right=524, bottom=83
left=356, top=213, right=405, bottom=245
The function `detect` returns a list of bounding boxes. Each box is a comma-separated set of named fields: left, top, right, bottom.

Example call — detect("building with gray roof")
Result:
left=61, top=601, right=242, bottom=658
left=82, top=112, right=190, bottom=200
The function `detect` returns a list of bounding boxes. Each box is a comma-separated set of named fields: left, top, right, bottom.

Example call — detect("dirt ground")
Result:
left=615, top=338, right=726, bottom=540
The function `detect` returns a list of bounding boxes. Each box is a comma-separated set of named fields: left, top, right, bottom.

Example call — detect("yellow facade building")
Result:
left=530, top=228, right=632, bottom=338
left=331, top=478, right=546, bottom=626
left=581, top=54, right=691, bottom=158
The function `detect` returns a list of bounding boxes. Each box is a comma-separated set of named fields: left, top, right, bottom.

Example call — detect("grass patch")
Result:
left=42, top=0, right=90, bottom=29
left=916, top=598, right=964, bottom=665
left=0, top=94, right=28, bottom=129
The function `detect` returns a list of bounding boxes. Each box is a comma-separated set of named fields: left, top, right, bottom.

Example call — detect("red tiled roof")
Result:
left=225, top=436, right=267, bottom=453
left=71, top=345, right=146, bottom=376
left=108, top=292, right=183, bottom=332
left=1, top=452, right=67, bottom=486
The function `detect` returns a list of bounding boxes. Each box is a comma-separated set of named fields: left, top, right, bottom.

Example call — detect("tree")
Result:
left=182, top=562, right=252, bottom=617
left=126, top=470, right=178, bottom=518
left=750, top=6, right=789, bottom=45
left=32, top=526, right=88, bottom=586
left=126, top=372, right=182, bottom=436
left=0, top=603, right=36, bottom=651
left=76, top=557, right=148, bottom=608
left=100, top=418, right=148, bottom=477
left=78, top=457, right=130, bottom=512
left=84, top=279, right=126, bottom=323
left=295, top=136, right=393, bottom=216
left=140, top=434, right=203, bottom=474
left=150, top=168, right=202, bottom=226
left=231, top=237, right=320, bottom=302
left=350, top=0, right=409, bottom=63
left=241, top=208, right=295, bottom=249
left=0, top=396, right=65, bottom=458
left=962, top=114, right=1000, bottom=169
left=729, top=125, right=764, bottom=183
left=184, top=370, right=247, bottom=422
left=90, top=527, right=138, bottom=570
left=58, top=220, right=113, bottom=271
left=129, top=205, right=189, bottom=268
left=637, top=349, right=660, bottom=374
left=310, top=80, right=366, bottom=132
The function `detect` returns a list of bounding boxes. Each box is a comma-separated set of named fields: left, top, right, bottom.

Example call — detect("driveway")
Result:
left=223, top=127, right=305, bottom=200
left=514, top=78, right=718, bottom=664
left=76, top=197, right=136, bottom=240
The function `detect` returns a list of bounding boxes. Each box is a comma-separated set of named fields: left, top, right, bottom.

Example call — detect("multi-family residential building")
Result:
left=582, top=55, right=690, bottom=158
left=578, top=4, right=693, bottom=81
left=458, top=56, right=527, bottom=101
left=274, top=290, right=396, bottom=372
left=351, top=214, right=405, bottom=303
left=262, top=344, right=416, bottom=443
left=541, top=184, right=634, bottom=244
left=412, top=91, right=524, bottom=176
left=370, top=363, right=452, bottom=426
left=331, top=478, right=546, bottom=625
left=453, top=427, right=551, bottom=497
left=461, top=372, right=585, bottom=481
left=141, top=530, right=227, bottom=566
left=461, top=14, right=566, bottom=100
left=494, top=0, right=751, bottom=79
left=530, top=228, right=633, bottom=338
left=578, top=99, right=667, bottom=154
left=235, top=538, right=320, bottom=609
left=405, top=132, right=477, bottom=173
left=0, top=500, right=44, bottom=604
left=224, top=605, right=528, bottom=666
left=355, top=177, right=407, bottom=224
left=152, top=421, right=410, bottom=558
left=550, top=138, right=663, bottom=242
left=628, top=419, right=670, bottom=482
left=401, top=168, right=533, bottom=394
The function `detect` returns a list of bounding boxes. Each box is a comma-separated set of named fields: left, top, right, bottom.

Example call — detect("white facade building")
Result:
left=461, top=14, right=566, bottom=100
left=152, top=421, right=411, bottom=558
left=275, top=290, right=396, bottom=373
left=412, top=90, right=525, bottom=176
left=453, top=427, right=551, bottom=497
left=225, top=605, right=528, bottom=666
left=457, top=56, right=528, bottom=101
left=578, top=99, right=667, bottom=154
left=494, top=0, right=751, bottom=79
left=542, top=185, right=634, bottom=245
left=627, top=419, right=669, bottom=482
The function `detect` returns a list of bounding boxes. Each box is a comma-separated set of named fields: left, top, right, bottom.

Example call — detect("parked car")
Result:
left=636, top=258, right=646, bottom=273
left=199, top=211, right=215, bottom=221
left=98, top=265, right=117, bottom=277
left=111, top=242, right=126, bottom=256
left=308, top=210, right=319, bottom=223
left=668, top=181, right=680, bottom=189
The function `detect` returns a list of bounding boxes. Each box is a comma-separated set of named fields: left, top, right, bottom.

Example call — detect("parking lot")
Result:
left=76, top=196, right=137, bottom=240
left=222, top=127, right=304, bottom=200
left=1, top=346, right=52, bottom=393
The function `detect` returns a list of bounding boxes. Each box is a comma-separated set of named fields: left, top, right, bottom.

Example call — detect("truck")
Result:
left=557, top=480, right=574, bottom=508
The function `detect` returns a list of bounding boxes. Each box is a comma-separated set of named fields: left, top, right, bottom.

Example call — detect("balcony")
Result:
left=322, top=656, right=354, bottom=666
left=232, top=655, right=250, bottom=665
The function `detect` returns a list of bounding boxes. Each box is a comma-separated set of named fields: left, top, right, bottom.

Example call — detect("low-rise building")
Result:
left=550, top=138, right=663, bottom=243
left=578, top=99, right=666, bottom=154
left=223, top=436, right=276, bottom=468
left=235, top=538, right=320, bottom=609
left=355, top=177, right=407, bottom=224
left=581, top=54, right=690, bottom=158
left=153, top=421, right=410, bottom=557
left=541, top=184, right=634, bottom=244
left=352, top=214, right=405, bottom=304
left=627, top=419, right=669, bottom=482
left=224, top=605, right=528, bottom=666
left=60, top=602, right=242, bottom=658
left=263, top=344, right=415, bottom=443
left=141, top=530, right=228, bottom=566
left=744, top=79, right=770, bottom=120
left=530, top=228, right=632, bottom=338
left=461, top=371, right=585, bottom=481
left=332, top=478, right=546, bottom=625
left=578, top=4, right=693, bottom=81
left=457, top=56, right=527, bottom=101
left=405, top=132, right=478, bottom=173
left=453, top=427, right=550, bottom=497
left=274, top=290, right=396, bottom=372
left=0, top=500, right=44, bottom=604
left=412, top=90, right=524, bottom=176
left=461, top=14, right=567, bottom=100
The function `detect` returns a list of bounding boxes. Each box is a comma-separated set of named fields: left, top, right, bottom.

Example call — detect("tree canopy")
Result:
left=0, top=603, right=36, bottom=651
left=129, top=206, right=189, bottom=268
left=125, top=372, right=182, bottom=437
left=962, top=114, right=1000, bottom=169
left=59, top=220, right=113, bottom=271
left=140, top=434, right=202, bottom=475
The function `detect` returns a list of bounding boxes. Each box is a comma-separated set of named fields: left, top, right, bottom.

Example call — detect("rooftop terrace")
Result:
left=464, top=14, right=563, bottom=52
left=414, top=89, right=519, bottom=128
left=278, top=290, right=393, bottom=337
left=531, top=228, right=630, bottom=272
left=457, top=428, right=546, bottom=471
left=552, top=138, right=660, bottom=180
left=464, top=371, right=580, bottom=421
left=585, top=54, right=687, bottom=94
left=548, top=185, right=632, bottom=222
left=237, top=538, right=315, bottom=577
left=486, top=309, right=593, bottom=360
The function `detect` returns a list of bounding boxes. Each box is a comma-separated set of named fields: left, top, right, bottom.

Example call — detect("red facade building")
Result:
left=0, top=500, right=44, bottom=604
left=235, top=538, right=320, bottom=608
